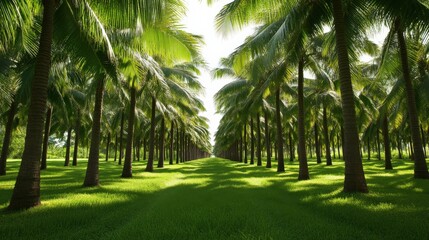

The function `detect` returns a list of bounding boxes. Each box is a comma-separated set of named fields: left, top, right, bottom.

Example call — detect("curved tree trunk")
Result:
left=276, top=87, right=285, bottom=172
left=382, top=116, right=392, bottom=170
left=396, top=21, right=429, bottom=178
left=83, top=76, right=105, bottom=187
left=0, top=100, right=18, bottom=175
left=122, top=85, right=136, bottom=178
left=332, top=0, right=368, bottom=192
left=118, top=109, right=125, bottom=165
left=256, top=113, right=262, bottom=166
left=40, top=106, right=52, bottom=170
left=169, top=122, right=174, bottom=165
left=250, top=117, right=255, bottom=164
left=297, top=58, right=309, bottom=180
left=145, top=96, right=156, bottom=172
left=64, top=127, right=72, bottom=166
left=264, top=111, right=271, bottom=168
left=72, top=111, right=80, bottom=166
left=8, top=0, right=55, bottom=210
left=157, top=118, right=165, bottom=168
left=323, top=107, right=332, bottom=165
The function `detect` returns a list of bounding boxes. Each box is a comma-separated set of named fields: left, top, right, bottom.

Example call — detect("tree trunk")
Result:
left=289, top=131, right=294, bottom=162
left=315, top=122, right=321, bottom=164
left=243, top=123, right=248, bottom=163
left=323, top=107, right=332, bottom=165
left=122, top=85, right=136, bottom=178
left=376, top=129, right=381, bottom=161
left=176, top=127, right=179, bottom=164
left=264, top=111, right=271, bottom=168
left=382, top=116, right=393, bottom=170
left=256, top=113, right=262, bottom=166
left=396, top=20, right=429, bottom=178
left=420, top=125, right=426, bottom=158
left=367, top=136, right=371, bottom=161
left=118, top=109, right=125, bottom=165
left=8, top=0, right=55, bottom=210
left=332, top=0, right=368, bottom=192
left=146, top=96, right=156, bottom=172
left=83, top=76, right=105, bottom=187
left=0, top=100, right=18, bottom=175
left=40, top=106, right=52, bottom=170
left=276, top=87, right=285, bottom=172
left=64, top=127, right=72, bottom=166
left=157, top=118, right=165, bottom=168
left=397, top=133, right=403, bottom=159
left=105, top=132, right=110, bottom=162
left=250, top=117, right=255, bottom=165
left=72, top=111, right=80, bottom=166
left=169, top=122, right=174, bottom=165
left=114, top=134, right=118, bottom=162
left=297, top=57, right=309, bottom=180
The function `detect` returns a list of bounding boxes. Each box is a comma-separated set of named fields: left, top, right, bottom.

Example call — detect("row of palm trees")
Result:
left=0, top=0, right=210, bottom=210
left=211, top=0, right=429, bottom=193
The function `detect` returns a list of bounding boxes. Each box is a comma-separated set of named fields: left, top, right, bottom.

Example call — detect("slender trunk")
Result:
left=396, top=20, right=429, bottom=178
left=382, top=116, right=393, bottom=170
left=64, top=127, right=72, bottom=166
left=250, top=117, right=255, bottom=164
left=118, top=110, right=125, bottom=165
left=420, top=125, right=426, bottom=158
left=297, top=57, right=309, bottom=180
left=332, top=0, right=368, bottom=192
left=367, top=136, right=371, bottom=161
left=83, top=76, right=105, bottom=187
left=105, top=133, right=110, bottom=162
left=244, top=123, right=248, bottom=163
left=397, top=133, right=403, bottom=159
left=239, top=130, right=243, bottom=162
left=176, top=127, right=179, bottom=164
left=40, top=106, right=52, bottom=170
left=157, top=118, right=165, bottom=168
left=376, top=129, right=381, bottom=161
left=8, top=0, right=55, bottom=209
left=169, top=122, right=174, bottom=165
left=276, top=87, right=285, bottom=172
left=114, top=135, right=118, bottom=162
left=323, top=107, right=332, bottom=165
left=72, top=111, right=80, bottom=166
left=264, top=111, right=271, bottom=168
left=315, top=122, right=321, bottom=164
left=289, top=131, right=294, bottom=162
left=146, top=96, right=156, bottom=172
left=256, top=113, right=262, bottom=166
left=0, top=100, right=18, bottom=175
left=122, top=85, right=136, bottom=178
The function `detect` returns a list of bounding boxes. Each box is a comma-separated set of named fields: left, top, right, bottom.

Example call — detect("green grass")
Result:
left=0, top=157, right=428, bottom=240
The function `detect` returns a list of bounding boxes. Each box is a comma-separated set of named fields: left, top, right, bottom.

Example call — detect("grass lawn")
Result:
left=0, top=157, right=428, bottom=239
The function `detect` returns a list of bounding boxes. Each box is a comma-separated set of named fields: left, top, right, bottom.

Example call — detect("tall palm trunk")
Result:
left=314, top=122, right=321, bottom=164
left=243, top=123, right=248, bottom=163
left=256, top=113, right=262, bottom=166
left=64, top=127, right=72, bottom=166
left=114, top=135, right=118, bottom=161
left=376, top=129, right=381, bottom=161
left=382, top=116, right=392, bottom=170
left=72, top=111, right=80, bottom=166
left=276, top=87, right=285, bottom=172
left=288, top=131, right=294, bottom=162
left=105, top=132, right=111, bottom=162
left=169, top=122, right=174, bottom=165
left=323, top=107, right=332, bottom=165
left=264, top=111, right=271, bottom=168
left=146, top=96, right=157, bottom=172
left=396, top=20, right=429, bottom=178
left=157, top=118, right=165, bottom=168
left=118, top=110, right=125, bottom=165
left=332, top=0, right=368, bottom=192
left=8, top=0, right=55, bottom=210
left=176, top=127, right=179, bottom=164
left=40, top=106, right=52, bottom=170
left=297, top=58, right=309, bottom=180
left=250, top=118, right=255, bottom=164
left=122, top=85, right=136, bottom=178
left=0, top=100, right=18, bottom=175
left=83, top=76, right=105, bottom=187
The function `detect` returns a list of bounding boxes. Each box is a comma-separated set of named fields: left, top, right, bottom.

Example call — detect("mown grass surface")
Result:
left=0, top=157, right=428, bottom=240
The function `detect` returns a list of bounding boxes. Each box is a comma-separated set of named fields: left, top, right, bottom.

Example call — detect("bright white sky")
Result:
left=181, top=0, right=254, bottom=145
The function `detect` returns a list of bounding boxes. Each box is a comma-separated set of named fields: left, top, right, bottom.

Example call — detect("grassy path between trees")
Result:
left=0, top=157, right=428, bottom=239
